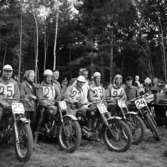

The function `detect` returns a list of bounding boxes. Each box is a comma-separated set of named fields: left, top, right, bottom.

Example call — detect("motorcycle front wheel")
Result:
left=14, top=122, right=33, bottom=161
left=58, top=117, right=81, bottom=153
left=103, top=119, right=132, bottom=152
left=126, top=114, right=145, bottom=145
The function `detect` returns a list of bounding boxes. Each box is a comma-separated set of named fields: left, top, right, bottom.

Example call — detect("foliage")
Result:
left=0, top=0, right=167, bottom=82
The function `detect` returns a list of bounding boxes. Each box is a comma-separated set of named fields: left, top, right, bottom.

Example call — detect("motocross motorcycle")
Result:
left=76, top=100, right=132, bottom=152
left=130, top=93, right=160, bottom=141
left=0, top=98, right=33, bottom=161
left=36, top=100, right=81, bottom=153
left=107, top=98, right=145, bottom=145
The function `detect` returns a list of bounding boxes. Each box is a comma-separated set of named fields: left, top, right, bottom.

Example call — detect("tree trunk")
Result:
left=19, top=2, right=23, bottom=82
left=110, top=30, right=114, bottom=82
left=43, top=28, right=48, bottom=71
left=53, top=3, right=59, bottom=71
left=2, top=44, right=7, bottom=67
left=158, top=17, right=167, bottom=82
left=33, top=10, right=39, bottom=83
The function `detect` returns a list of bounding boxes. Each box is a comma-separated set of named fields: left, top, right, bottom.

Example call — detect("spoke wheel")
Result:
left=15, top=122, right=33, bottom=161
left=58, top=117, right=81, bottom=153
left=103, top=119, right=132, bottom=152
left=126, top=114, right=145, bottom=144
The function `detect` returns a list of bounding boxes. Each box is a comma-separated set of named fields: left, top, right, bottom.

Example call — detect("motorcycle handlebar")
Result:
left=129, top=93, right=153, bottom=103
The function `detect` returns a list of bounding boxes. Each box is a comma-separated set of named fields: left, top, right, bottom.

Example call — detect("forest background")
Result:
left=0, top=0, right=167, bottom=84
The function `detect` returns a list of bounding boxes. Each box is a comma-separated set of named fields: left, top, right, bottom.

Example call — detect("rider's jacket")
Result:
left=65, top=83, right=85, bottom=104
left=108, top=84, right=126, bottom=100
left=88, top=84, right=105, bottom=102
left=20, top=80, right=36, bottom=111
left=37, top=81, right=61, bottom=106
left=0, top=77, right=20, bottom=100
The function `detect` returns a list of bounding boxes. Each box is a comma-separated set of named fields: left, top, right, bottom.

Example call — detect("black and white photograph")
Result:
left=0, top=0, right=167, bottom=166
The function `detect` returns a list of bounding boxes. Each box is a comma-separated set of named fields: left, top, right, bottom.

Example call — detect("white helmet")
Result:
left=3, top=64, right=13, bottom=71
left=77, top=76, right=86, bottom=83
left=144, top=77, right=152, bottom=84
left=115, top=74, right=123, bottom=79
left=93, top=72, right=101, bottom=78
left=43, top=69, right=53, bottom=76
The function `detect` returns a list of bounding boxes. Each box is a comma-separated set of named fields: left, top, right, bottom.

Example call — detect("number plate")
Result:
left=97, top=103, right=108, bottom=114
left=135, top=98, right=147, bottom=109
left=59, top=101, right=67, bottom=111
left=12, top=102, right=25, bottom=114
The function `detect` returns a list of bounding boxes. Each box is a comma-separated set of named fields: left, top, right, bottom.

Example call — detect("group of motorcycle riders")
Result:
left=0, top=64, right=166, bottom=159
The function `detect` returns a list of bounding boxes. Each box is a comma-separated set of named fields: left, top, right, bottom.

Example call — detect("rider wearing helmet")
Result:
left=0, top=64, right=20, bottom=121
left=108, top=74, right=126, bottom=102
left=65, top=75, right=90, bottom=116
left=35, top=69, right=61, bottom=142
left=88, top=72, right=105, bottom=102
left=37, top=69, right=61, bottom=110
left=65, top=76, right=86, bottom=105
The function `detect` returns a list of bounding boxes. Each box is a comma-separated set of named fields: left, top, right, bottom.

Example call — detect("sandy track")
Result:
left=0, top=127, right=167, bottom=167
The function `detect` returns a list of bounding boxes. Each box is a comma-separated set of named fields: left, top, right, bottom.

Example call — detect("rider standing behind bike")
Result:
left=0, top=65, right=20, bottom=121
left=35, top=69, right=61, bottom=142
left=20, top=70, right=37, bottom=132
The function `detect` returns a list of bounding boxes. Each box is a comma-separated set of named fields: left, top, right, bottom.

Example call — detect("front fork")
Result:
left=13, top=121, right=20, bottom=145
left=100, top=112, right=115, bottom=135
left=13, top=114, right=29, bottom=145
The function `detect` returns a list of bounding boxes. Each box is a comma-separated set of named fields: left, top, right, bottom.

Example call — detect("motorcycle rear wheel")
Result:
left=58, top=117, right=81, bottom=153
left=15, top=122, right=33, bottom=162
left=103, top=119, right=132, bottom=152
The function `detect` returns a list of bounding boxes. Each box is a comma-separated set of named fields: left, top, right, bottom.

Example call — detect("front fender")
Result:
left=109, top=116, right=122, bottom=120
left=126, top=111, right=138, bottom=116
left=63, top=114, right=78, bottom=121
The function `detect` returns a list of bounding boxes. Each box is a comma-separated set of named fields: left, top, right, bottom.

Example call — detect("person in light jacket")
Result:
left=20, top=70, right=37, bottom=132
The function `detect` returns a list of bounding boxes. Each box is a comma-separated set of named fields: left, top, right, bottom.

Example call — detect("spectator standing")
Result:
left=20, top=70, right=37, bottom=132
left=80, top=68, right=90, bottom=103
left=151, top=77, right=161, bottom=93
left=124, top=76, right=139, bottom=101
left=144, top=77, right=152, bottom=93
left=134, top=75, right=141, bottom=88
left=53, top=70, right=61, bottom=90
left=61, top=77, right=68, bottom=100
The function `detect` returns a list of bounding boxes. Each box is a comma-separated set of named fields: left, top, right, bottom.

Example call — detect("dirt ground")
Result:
left=0, top=127, right=167, bottom=167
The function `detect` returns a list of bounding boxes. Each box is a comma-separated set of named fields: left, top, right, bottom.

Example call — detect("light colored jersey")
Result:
left=0, top=78, right=20, bottom=99
left=65, top=85, right=84, bottom=103
left=42, top=85, right=55, bottom=101
left=109, top=84, right=126, bottom=100
left=88, top=85, right=105, bottom=102
left=38, top=82, right=61, bottom=102
left=72, top=80, right=89, bottom=103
